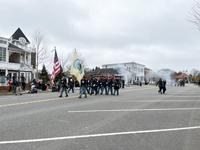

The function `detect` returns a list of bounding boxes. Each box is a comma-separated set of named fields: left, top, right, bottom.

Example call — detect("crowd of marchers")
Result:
left=59, top=75, right=124, bottom=98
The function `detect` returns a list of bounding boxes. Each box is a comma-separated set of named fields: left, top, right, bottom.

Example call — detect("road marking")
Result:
left=0, top=87, right=155, bottom=108
left=0, top=96, right=78, bottom=108
left=68, top=108, right=200, bottom=113
left=114, top=100, right=200, bottom=102
left=0, top=126, right=200, bottom=144
left=121, top=87, right=156, bottom=92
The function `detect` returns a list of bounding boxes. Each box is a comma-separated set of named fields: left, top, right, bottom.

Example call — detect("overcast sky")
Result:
left=0, top=0, right=199, bottom=73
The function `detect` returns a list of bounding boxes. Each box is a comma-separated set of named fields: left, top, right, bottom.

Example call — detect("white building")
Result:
left=0, top=28, right=36, bottom=86
left=102, top=62, right=145, bottom=84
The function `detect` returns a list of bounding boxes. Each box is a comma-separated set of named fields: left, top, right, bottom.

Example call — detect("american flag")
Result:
left=51, top=50, right=60, bottom=85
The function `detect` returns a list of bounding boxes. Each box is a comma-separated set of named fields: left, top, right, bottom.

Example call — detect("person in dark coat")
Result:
left=91, top=76, right=97, bottom=95
left=98, top=76, right=103, bottom=94
left=59, top=75, right=68, bottom=97
left=79, top=76, right=87, bottom=98
left=122, top=79, right=125, bottom=88
left=68, top=79, right=75, bottom=93
left=113, top=78, right=119, bottom=96
left=12, top=75, right=16, bottom=93
left=107, top=77, right=113, bottom=95
left=101, top=76, right=108, bottom=95
left=21, top=75, right=26, bottom=91
left=85, top=78, right=90, bottom=94
left=156, top=78, right=163, bottom=94
left=162, top=80, right=166, bottom=94
left=89, top=76, right=94, bottom=94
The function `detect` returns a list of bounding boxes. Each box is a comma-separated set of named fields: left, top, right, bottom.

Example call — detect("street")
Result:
left=0, top=84, right=200, bottom=150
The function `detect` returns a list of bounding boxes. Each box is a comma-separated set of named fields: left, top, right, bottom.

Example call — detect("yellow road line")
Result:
left=0, top=87, right=156, bottom=108
left=121, top=87, right=156, bottom=92
left=0, top=96, right=79, bottom=108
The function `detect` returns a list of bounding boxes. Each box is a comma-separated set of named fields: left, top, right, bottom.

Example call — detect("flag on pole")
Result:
left=70, top=49, right=84, bottom=84
left=50, top=50, right=60, bottom=85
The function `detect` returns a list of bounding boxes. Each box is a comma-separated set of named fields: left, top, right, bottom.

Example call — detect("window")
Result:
left=141, top=68, right=143, bottom=73
left=134, top=67, right=137, bottom=71
left=0, top=40, right=7, bottom=44
left=0, top=71, right=5, bottom=83
left=0, top=47, right=6, bottom=61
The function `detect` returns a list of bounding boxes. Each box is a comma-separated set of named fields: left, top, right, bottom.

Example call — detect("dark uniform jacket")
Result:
left=81, top=78, right=86, bottom=87
left=61, top=78, right=68, bottom=88
left=108, top=79, right=113, bottom=87
left=90, top=78, right=93, bottom=86
left=114, top=79, right=119, bottom=89
left=92, top=79, right=97, bottom=88
left=69, top=80, right=74, bottom=87
left=102, top=79, right=108, bottom=86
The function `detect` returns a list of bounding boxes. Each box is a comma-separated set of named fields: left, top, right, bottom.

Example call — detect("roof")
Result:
left=90, top=68, right=119, bottom=75
left=99, top=68, right=119, bottom=74
left=102, top=62, right=145, bottom=67
left=11, top=28, right=30, bottom=43
left=174, top=73, right=188, bottom=78
left=8, top=43, right=26, bottom=53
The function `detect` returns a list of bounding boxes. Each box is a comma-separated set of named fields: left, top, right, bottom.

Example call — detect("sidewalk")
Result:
left=0, top=90, right=50, bottom=96
left=0, top=87, right=81, bottom=96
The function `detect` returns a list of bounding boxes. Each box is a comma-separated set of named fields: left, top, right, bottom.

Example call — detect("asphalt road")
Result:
left=0, top=84, right=200, bottom=150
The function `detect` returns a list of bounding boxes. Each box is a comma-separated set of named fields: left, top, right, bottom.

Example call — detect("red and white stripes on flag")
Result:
left=51, top=50, right=60, bottom=85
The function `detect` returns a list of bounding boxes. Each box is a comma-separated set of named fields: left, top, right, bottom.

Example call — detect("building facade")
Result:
left=102, top=62, right=145, bottom=84
left=0, top=28, right=36, bottom=86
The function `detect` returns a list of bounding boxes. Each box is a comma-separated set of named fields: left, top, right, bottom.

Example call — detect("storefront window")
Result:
left=0, top=71, right=5, bottom=83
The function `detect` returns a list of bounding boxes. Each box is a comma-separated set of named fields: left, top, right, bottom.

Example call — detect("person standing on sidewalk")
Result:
left=8, top=80, right=13, bottom=92
left=59, top=75, right=68, bottom=97
left=21, top=74, right=26, bottom=91
left=15, top=78, right=22, bottom=96
left=12, top=75, right=16, bottom=93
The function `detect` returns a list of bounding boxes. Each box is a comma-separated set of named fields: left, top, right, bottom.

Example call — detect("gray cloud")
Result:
left=0, top=0, right=199, bottom=72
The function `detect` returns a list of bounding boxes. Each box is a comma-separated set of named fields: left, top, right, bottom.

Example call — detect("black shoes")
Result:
left=78, top=96, right=81, bottom=98
left=59, top=96, right=62, bottom=97
left=66, top=95, right=68, bottom=97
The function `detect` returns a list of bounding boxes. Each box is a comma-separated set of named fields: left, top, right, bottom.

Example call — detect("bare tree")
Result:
left=32, top=29, right=52, bottom=80
left=190, top=68, right=200, bottom=77
left=188, top=0, right=200, bottom=30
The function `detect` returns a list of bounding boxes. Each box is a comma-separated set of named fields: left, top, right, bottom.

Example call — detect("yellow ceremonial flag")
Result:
left=70, top=49, right=85, bottom=84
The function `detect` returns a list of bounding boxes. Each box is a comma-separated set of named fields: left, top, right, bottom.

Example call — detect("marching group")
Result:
left=59, top=75, right=123, bottom=98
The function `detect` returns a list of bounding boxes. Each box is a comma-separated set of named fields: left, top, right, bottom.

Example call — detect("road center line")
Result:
left=68, top=108, right=200, bottom=113
left=0, top=96, right=78, bottom=108
left=0, top=126, right=200, bottom=144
